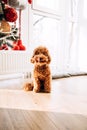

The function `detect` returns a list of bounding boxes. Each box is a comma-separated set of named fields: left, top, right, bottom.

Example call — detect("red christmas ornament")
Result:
left=4, top=7, right=18, bottom=22
left=28, top=0, right=32, bottom=4
left=12, top=40, right=26, bottom=51
left=13, top=41, right=17, bottom=45
left=4, top=47, right=9, bottom=50
left=12, top=45, right=20, bottom=50
left=0, top=47, right=2, bottom=50
left=17, top=40, right=26, bottom=50
left=17, top=39, right=22, bottom=46
left=19, top=44, right=26, bottom=50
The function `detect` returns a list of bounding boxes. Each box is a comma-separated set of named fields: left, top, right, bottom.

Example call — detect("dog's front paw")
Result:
left=45, top=90, right=51, bottom=93
left=33, top=88, right=40, bottom=93
left=44, top=87, right=51, bottom=93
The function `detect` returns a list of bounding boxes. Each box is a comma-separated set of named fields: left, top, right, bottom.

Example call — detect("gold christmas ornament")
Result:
left=0, top=20, right=11, bottom=33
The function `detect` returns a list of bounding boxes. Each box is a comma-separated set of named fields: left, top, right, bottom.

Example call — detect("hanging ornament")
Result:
left=4, top=7, right=18, bottom=22
left=12, top=39, right=26, bottom=51
left=1, top=43, right=9, bottom=50
left=0, top=20, right=11, bottom=32
left=28, top=0, right=32, bottom=4
left=12, top=44, right=20, bottom=50
left=8, top=0, right=27, bottom=10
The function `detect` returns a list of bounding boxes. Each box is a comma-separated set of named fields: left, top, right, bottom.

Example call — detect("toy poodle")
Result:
left=24, top=46, right=52, bottom=93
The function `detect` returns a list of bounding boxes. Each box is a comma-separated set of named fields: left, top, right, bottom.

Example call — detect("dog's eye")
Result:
left=35, top=52, right=39, bottom=55
left=43, top=52, right=47, bottom=56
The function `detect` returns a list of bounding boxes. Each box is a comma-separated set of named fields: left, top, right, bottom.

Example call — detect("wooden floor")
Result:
left=0, top=76, right=87, bottom=130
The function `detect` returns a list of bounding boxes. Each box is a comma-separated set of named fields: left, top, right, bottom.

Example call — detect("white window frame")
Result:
left=31, top=0, right=65, bottom=18
left=28, top=0, right=64, bottom=47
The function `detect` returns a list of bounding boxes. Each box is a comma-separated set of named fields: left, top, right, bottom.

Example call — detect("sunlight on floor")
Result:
left=0, top=77, right=87, bottom=116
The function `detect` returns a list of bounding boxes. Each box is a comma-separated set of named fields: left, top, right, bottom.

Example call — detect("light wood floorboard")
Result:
left=0, top=76, right=87, bottom=130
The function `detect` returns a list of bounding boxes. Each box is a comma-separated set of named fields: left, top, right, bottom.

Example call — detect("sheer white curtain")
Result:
left=78, top=0, right=87, bottom=72
left=62, top=0, right=80, bottom=74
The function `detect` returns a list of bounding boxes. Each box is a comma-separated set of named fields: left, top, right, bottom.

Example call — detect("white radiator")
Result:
left=0, top=51, right=32, bottom=75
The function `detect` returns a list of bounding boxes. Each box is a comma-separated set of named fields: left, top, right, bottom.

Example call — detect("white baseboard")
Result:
left=0, top=71, right=32, bottom=81
left=0, top=73, right=24, bottom=81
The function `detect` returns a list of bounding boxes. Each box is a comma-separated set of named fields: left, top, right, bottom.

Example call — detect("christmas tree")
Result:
left=0, top=0, right=26, bottom=50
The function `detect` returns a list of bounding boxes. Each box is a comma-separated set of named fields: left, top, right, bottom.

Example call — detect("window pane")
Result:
left=32, top=0, right=64, bottom=16
left=35, top=0, right=60, bottom=11
left=32, top=14, right=62, bottom=75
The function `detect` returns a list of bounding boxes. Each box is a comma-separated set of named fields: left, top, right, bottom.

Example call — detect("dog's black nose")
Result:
left=40, top=57, right=42, bottom=60
left=40, top=57, right=44, bottom=61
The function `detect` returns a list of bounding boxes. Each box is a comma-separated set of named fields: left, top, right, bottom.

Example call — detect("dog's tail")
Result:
left=23, top=81, right=34, bottom=91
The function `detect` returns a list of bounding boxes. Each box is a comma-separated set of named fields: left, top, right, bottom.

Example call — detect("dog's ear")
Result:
left=31, top=56, right=35, bottom=63
left=31, top=48, right=38, bottom=63
left=31, top=53, right=35, bottom=63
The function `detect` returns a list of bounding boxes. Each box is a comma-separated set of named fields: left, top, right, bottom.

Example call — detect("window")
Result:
left=32, top=0, right=63, bottom=16
left=32, top=14, right=62, bottom=75
left=29, top=0, right=81, bottom=76
left=28, top=0, right=66, bottom=76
